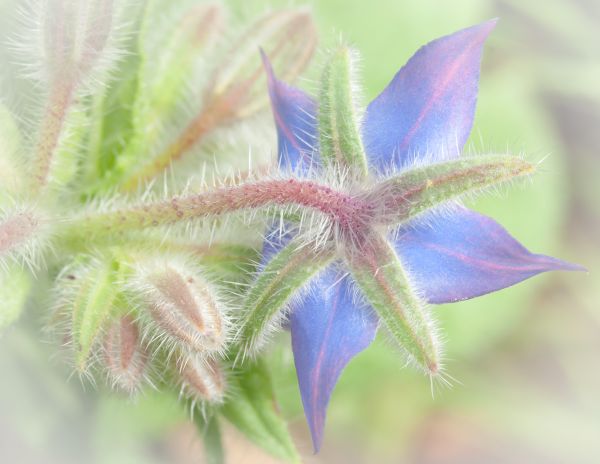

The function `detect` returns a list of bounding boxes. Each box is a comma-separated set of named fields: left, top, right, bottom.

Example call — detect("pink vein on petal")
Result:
left=310, top=282, right=342, bottom=433
left=397, top=30, right=488, bottom=155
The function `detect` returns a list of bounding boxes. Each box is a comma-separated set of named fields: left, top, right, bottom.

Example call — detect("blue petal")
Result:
left=362, top=20, right=496, bottom=172
left=290, top=267, right=379, bottom=452
left=261, top=51, right=318, bottom=172
left=395, top=208, right=584, bottom=304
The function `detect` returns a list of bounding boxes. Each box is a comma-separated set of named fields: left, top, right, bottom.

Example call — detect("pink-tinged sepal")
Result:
left=362, top=20, right=497, bottom=172
left=262, top=51, right=318, bottom=172
left=290, top=267, right=379, bottom=451
left=395, top=207, right=585, bottom=304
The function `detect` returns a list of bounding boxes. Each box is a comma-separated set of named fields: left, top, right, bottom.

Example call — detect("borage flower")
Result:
left=243, top=21, right=583, bottom=451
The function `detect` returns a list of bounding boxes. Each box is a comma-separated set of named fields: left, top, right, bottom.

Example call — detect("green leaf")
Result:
left=367, top=154, right=535, bottom=226
left=0, top=267, right=31, bottom=331
left=222, top=359, right=299, bottom=463
left=345, top=232, right=440, bottom=374
left=238, top=238, right=335, bottom=354
left=319, top=45, right=368, bottom=175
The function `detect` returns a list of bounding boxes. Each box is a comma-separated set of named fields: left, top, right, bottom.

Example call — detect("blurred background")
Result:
left=1, top=0, right=599, bottom=462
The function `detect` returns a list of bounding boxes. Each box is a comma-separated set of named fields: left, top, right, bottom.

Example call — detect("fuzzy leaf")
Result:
left=345, top=232, right=440, bottom=373
left=238, top=239, right=335, bottom=354
left=319, top=46, right=368, bottom=175
left=366, top=154, right=535, bottom=225
left=0, top=267, right=32, bottom=331
left=222, top=360, right=299, bottom=463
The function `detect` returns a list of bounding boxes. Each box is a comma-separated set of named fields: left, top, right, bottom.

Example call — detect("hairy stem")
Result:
left=30, top=82, right=74, bottom=193
left=71, top=178, right=372, bottom=237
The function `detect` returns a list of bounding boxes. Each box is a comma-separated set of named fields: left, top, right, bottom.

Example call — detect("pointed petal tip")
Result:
left=291, top=271, right=378, bottom=455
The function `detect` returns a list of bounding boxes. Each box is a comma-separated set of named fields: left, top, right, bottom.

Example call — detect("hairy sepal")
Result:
left=129, top=259, right=230, bottom=356
left=237, top=239, right=335, bottom=356
left=103, top=314, right=148, bottom=394
left=58, top=256, right=122, bottom=371
left=222, top=359, right=300, bottom=463
left=177, top=351, right=227, bottom=405
left=366, top=154, right=536, bottom=226
left=318, top=46, right=368, bottom=176
left=345, top=232, right=441, bottom=374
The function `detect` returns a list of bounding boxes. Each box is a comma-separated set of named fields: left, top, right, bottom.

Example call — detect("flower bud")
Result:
left=134, top=262, right=228, bottom=354
left=178, top=352, right=226, bottom=404
left=103, top=315, right=148, bottom=394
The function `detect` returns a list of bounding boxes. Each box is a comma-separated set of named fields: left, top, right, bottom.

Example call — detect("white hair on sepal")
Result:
left=123, top=252, right=235, bottom=365
left=233, top=250, right=335, bottom=364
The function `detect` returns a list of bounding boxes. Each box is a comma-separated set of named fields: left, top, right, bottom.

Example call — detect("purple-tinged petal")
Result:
left=362, top=20, right=496, bottom=172
left=290, top=267, right=379, bottom=452
left=261, top=51, right=318, bottom=172
left=395, top=207, right=584, bottom=304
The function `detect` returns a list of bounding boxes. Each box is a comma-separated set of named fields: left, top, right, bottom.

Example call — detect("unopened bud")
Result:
left=178, top=352, right=226, bottom=404
left=135, top=263, right=228, bottom=354
left=103, top=315, right=148, bottom=394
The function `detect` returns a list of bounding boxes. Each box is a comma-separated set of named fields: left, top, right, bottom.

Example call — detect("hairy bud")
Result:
left=178, top=352, right=226, bottom=404
left=103, top=315, right=148, bottom=394
left=132, top=262, right=229, bottom=354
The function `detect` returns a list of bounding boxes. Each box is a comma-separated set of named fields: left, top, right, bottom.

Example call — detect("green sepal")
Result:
left=221, top=359, right=299, bottom=463
left=238, top=239, right=335, bottom=354
left=70, top=257, right=124, bottom=370
left=345, top=232, right=440, bottom=373
left=367, top=154, right=535, bottom=226
left=318, top=46, right=368, bottom=176
left=0, top=267, right=32, bottom=332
